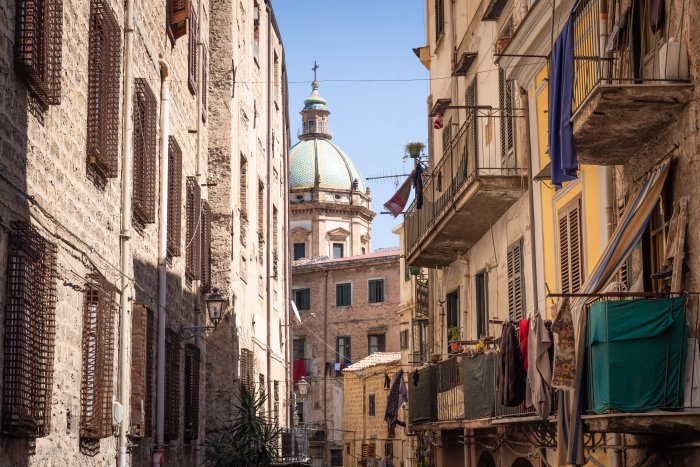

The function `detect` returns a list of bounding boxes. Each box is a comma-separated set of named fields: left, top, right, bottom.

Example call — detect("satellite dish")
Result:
left=291, top=300, right=301, bottom=324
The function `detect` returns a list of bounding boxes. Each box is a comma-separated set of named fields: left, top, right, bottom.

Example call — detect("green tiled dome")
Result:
left=289, top=139, right=366, bottom=192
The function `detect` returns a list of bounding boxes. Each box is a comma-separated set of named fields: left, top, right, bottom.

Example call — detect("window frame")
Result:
left=475, top=270, right=489, bottom=338
left=368, top=333, right=386, bottom=354
left=368, top=394, right=376, bottom=416
left=336, top=336, right=351, bottom=364
left=368, top=279, right=385, bottom=303
left=336, top=282, right=352, bottom=307
left=332, top=242, right=344, bottom=259
left=446, top=289, right=459, bottom=329
left=132, top=78, right=157, bottom=226
left=293, top=288, right=311, bottom=311
left=293, top=242, right=306, bottom=260
left=330, top=448, right=343, bottom=466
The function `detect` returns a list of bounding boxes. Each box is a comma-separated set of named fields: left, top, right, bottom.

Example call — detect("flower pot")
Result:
left=409, top=266, right=421, bottom=275
left=449, top=341, right=461, bottom=353
left=430, top=353, right=442, bottom=364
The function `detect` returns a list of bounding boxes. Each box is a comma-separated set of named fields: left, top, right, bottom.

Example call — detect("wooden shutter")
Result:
left=240, top=348, right=255, bottom=393
left=168, top=0, right=190, bottom=41
left=187, top=4, right=198, bottom=95
left=167, top=137, right=183, bottom=257
left=507, top=239, right=525, bottom=320
left=185, top=176, right=202, bottom=281
left=80, top=272, right=117, bottom=440
left=133, top=79, right=157, bottom=225
left=86, top=0, right=121, bottom=179
left=184, top=344, right=200, bottom=442
left=202, top=43, right=208, bottom=122
left=257, top=182, right=264, bottom=262
left=15, top=0, right=63, bottom=106
left=200, top=200, right=212, bottom=293
left=499, top=68, right=515, bottom=168
left=2, top=222, right=57, bottom=438
left=559, top=198, right=584, bottom=294
left=130, top=304, right=148, bottom=437
left=434, top=0, right=444, bottom=40
left=164, top=328, right=181, bottom=442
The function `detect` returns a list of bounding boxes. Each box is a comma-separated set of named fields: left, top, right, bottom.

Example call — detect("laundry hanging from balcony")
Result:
left=548, top=7, right=578, bottom=187
left=384, top=170, right=415, bottom=217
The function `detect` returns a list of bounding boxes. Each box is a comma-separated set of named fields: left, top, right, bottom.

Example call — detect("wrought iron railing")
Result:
left=275, top=427, right=310, bottom=464
left=415, top=276, right=429, bottom=319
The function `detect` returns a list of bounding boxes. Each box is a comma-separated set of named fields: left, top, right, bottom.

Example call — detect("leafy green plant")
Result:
left=203, top=386, right=281, bottom=467
left=404, top=142, right=426, bottom=159
left=447, top=326, right=461, bottom=342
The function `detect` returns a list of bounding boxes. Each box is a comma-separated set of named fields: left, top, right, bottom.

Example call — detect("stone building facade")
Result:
left=0, top=0, right=288, bottom=466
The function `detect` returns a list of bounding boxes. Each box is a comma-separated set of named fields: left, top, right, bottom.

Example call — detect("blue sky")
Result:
left=273, top=0, right=428, bottom=250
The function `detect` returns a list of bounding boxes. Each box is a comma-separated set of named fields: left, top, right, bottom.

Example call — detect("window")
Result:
left=442, top=118, right=452, bottom=156
left=273, top=381, right=280, bottom=427
left=202, top=43, right=208, bottom=122
left=240, top=348, right=255, bottom=393
left=336, top=336, right=351, bottom=364
left=434, top=0, right=444, bottom=41
left=330, top=448, right=343, bottom=466
left=446, top=290, right=459, bottom=329
left=130, top=304, right=155, bottom=438
left=507, top=239, right=525, bottom=320
left=188, top=3, right=198, bottom=94
left=332, top=243, right=344, bottom=259
left=253, top=1, right=261, bottom=63
left=1, top=222, right=57, bottom=438
left=80, top=272, right=117, bottom=440
left=368, top=279, right=384, bottom=303
left=184, top=344, right=200, bottom=442
left=167, top=0, right=190, bottom=43
left=499, top=68, right=516, bottom=168
left=368, top=394, right=376, bottom=416
left=272, top=207, right=279, bottom=277
left=274, top=51, right=280, bottom=97
left=412, top=320, right=428, bottom=363
left=186, top=176, right=202, bottom=281
left=164, top=329, right=181, bottom=441
left=361, top=443, right=377, bottom=460
left=399, top=329, right=409, bottom=350
left=200, top=200, right=212, bottom=292
left=133, top=79, right=157, bottom=225
left=240, top=156, right=248, bottom=246
left=362, top=247, right=366, bottom=255
left=15, top=0, right=62, bottom=106
left=368, top=334, right=386, bottom=354
left=257, top=181, right=264, bottom=262
left=385, top=442, right=394, bottom=458
left=295, top=401, right=304, bottom=424
left=645, top=190, right=672, bottom=293
left=293, top=339, right=306, bottom=361
left=293, top=288, right=311, bottom=311
left=86, top=0, right=121, bottom=179
left=336, top=283, right=351, bottom=307
left=558, top=198, right=584, bottom=294
left=475, top=271, right=489, bottom=338
left=466, top=78, right=478, bottom=159
left=167, top=137, right=183, bottom=257
left=294, top=243, right=306, bottom=260
left=309, top=120, right=315, bottom=132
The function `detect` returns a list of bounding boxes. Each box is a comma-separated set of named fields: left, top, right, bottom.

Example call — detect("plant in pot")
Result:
left=448, top=326, right=461, bottom=353
left=404, top=142, right=425, bottom=160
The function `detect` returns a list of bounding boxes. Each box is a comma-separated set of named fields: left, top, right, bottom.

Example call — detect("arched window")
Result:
left=477, top=451, right=496, bottom=467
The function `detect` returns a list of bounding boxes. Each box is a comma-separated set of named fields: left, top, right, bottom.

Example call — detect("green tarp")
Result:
left=586, top=297, right=687, bottom=414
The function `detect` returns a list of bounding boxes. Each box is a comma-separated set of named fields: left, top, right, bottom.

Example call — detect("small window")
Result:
left=446, top=290, right=459, bottom=329
left=362, top=247, right=366, bottom=255
left=336, top=336, right=351, bottom=364
left=368, top=394, right=376, bottom=416
left=293, top=288, right=311, bottom=311
left=368, top=334, right=386, bottom=354
left=368, top=279, right=384, bottom=303
left=167, top=0, right=190, bottom=42
left=293, top=339, right=305, bottom=361
left=336, top=283, right=351, bottom=307
left=399, top=329, right=409, bottom=350
left=385, top=442, right=394, bottom=458
left=330, top=448, right=343, bottom=466
left=475, top=271, right=489, bottom=338
left=434, top=0, right=445, bottom=41
left=309, top=120, right=315, bottom=132
left=183, top=344, right=200, bottom=442
left=294, top=243, right=306, bottom=260
left=332, top=243, right=344, bottom=259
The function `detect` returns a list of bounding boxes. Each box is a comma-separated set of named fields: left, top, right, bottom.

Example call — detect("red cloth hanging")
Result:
left=293, top=359, right=306, bottom=382
left=519, top=319, right=530, bottom=370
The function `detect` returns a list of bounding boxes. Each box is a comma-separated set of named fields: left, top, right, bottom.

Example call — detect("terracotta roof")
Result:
left=342, top=352, right=401, bottom=373
left=293, top=247, right=400, bottom=268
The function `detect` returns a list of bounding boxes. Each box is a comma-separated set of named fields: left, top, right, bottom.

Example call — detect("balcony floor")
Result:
left=572, top=83, right=693, bottom=166
left=407, top=174, right=525, bottom=268
left=583, top=409, right=700, bottom=434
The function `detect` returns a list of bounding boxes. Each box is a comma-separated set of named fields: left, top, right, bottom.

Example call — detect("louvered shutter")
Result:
left=202, top=43, right=208, bottom=123
left=200, top=200, right=212, bottom=292
left=240, top=348, right=255, bottom=393
left=167, top=137, right=183, bottom=257
left=188, top=4, right=198, bottom=95
left=168, top=0, right=190, bottom=41
left=130, top=304, right=148, bottom=437
left=133, top=79, right=157, bottom=225
left=499, top=68, right=515, bottom=169
left=185, top=177, right=202, bottom=281
left=164, top=328, right=181, bottom=442
left=184, top=344, right=200, bottom=442
left=559, top=199, right=583, bottom=294
left=507, top=239, right=524, bottom=320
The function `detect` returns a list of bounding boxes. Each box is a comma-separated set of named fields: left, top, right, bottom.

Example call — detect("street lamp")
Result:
left=181, top=287, right=229, bottom=339
left=297, top=377, right=310, bottom=396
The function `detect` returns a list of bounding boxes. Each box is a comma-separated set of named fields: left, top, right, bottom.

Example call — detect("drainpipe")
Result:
left=283, top=64, right=292, bottom=427
left=266, top=3, right=273, bottom=416
left=118, top=0, right=135, bottom=464
left=153, top=58, right=171, bottom=467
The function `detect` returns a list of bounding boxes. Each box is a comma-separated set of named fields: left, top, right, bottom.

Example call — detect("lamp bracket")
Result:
left=180, top=324, right=217, bottom=339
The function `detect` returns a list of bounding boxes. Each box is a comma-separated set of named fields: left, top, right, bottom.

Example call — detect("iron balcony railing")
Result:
left=571, top=0, right=688, bottom=115
left=275, top=427, right=310, bottom=464
left=404, top=108, right=524, bottom=259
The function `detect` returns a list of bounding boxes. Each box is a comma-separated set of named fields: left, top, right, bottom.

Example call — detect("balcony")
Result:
left=274, top=427, right=310, bottom=466
left=404, top=110, right=525, bottom=268
left=570, top=0, right=692, bottom=165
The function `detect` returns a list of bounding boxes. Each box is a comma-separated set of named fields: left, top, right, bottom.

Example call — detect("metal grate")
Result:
left=167, top=0, right=190, bottom=42
left=202, top=43, right=208, bottom=122
left=200, top=200, right=212, bottom=293
left=130, top=304, right=151, bottom=437
left=14, top=0, right=63, bottom=106
left=184, top=344, right=200, bottom=442
left=80, top=272, right=117, bottom=440
left=133, top=78, right=158, bottom=225
left=167, top=137, right=183, bottom=257
left=164, top=328, right=181, bottom=442
left=188, top=4, right=198, bottom=94
left=240, top=348, right=255, bottom=393
left=185, top=176, right=201, bottom=281
left=1, top=222, right=57, bottom=438
left=86, top=0, right=121, bottom=179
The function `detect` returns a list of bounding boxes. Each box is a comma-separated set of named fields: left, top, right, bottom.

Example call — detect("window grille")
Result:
left=506, top=239, right=525, bottom=320
left=164, top=328, right=181, bottom=441
left=188, top=4, right=198, bottom=95
left=200, top=200, right=212, bottom=293
left=130, top=304, right=153, bottom=437
left=240, top=348, right=255, bottom=393
left=559, top=198, right=584, bottom=294
left=15, top=0, right=63, bottom=106
left=1, top=222, right=57, bottom=438
left=133, top=79, right=157, bottom=225
left=86, top=0, right=121, bottom=179
left=167, top=0, right=190, bottom=42
left=434, top=0, right=444, bottom=41
left=185, top=176, right=202, bottom=281
left=167, top=137, right=183, bottom=257
left=80, top=272, right=117, bottom=440
left=184, top=344, right=200, bottom=442
left=202, top=43, right=208, bottom=122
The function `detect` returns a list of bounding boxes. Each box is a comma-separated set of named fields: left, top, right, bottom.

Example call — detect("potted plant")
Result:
left=404, top=142, right=426, bottom=159
left=409, top=265, right=421, bottom=276
left=448, top=326, right=461, bottom=353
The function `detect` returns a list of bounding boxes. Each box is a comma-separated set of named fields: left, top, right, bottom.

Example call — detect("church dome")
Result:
left=289, top=139, right=366, bottom=191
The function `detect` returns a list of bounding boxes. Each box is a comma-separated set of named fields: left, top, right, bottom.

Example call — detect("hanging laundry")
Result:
left=519, top=319, right=529, bottom=370
left=413, top=162, right=424, bottom=209
left=527, top=315, right=553, bottom=419
left=551, top=298, right=576, bottom=389
left=384, top=373, right=391, bottom=389
left=649, top=0, right=665, bottom=34
left=499, top=323, right=526, bottom=406
left=383, top=170, right=415, bottom=217
left=385, top=370, right=405, bottom=438
left=293, top=359, right=306, bottom=382
left=412, top=369, right=419, bottom=386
